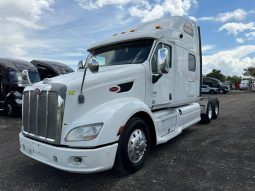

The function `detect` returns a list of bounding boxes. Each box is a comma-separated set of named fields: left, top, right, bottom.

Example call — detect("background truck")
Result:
left=0, top=58, right=40, bottom=116
left=239, top=79, right=251, bottom=90
left=203, top=77, right=229, bottom=94
left=31, top=60, right=74, bottom=80
left=19, top=16, right=219, bottom=174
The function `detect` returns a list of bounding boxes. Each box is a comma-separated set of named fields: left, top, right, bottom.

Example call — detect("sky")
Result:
left=0, top=0, right=255, bottom=76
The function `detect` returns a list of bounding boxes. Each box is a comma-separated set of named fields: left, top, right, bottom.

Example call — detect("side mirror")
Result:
left=77, top=60, right=84, bottom=70
left=157, top=48, right=169, bottom=74
left=21, top=70, right=31, bottom=84
left=86, top=57, right=99, bottom=74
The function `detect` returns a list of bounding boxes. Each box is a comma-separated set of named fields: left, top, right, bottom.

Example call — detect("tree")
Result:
left=243, top=67, right=255, bottom=78
left=226, top=75, right=242, bottom=84
left=206, top=69, right=226, bottom=82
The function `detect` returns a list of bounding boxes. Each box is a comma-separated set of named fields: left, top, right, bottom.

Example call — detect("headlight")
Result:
left=65, top=123, right=103, bottom=142
left=15, top=99, right=22, bottom=104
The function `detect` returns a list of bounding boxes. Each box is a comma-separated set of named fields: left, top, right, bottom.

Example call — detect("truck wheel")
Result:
left=219, top=89, right=224, bottom=94
left=114, top=117, right=149, bottom=174
left=212, top=101, right=219, bottom=119
left=201, top=103, right=213, bottom=124
left=6, top=101, right=16, bottom=116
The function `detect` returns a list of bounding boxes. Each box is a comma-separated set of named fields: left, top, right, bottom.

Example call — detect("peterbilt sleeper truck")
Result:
left=31, top=60, right=74, bottom=80
left=19, top=17, right=219, bottom=174
left=0, top=58, right=40, bottom=116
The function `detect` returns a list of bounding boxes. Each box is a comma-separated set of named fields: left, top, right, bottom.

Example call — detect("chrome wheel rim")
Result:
left=128, top=129, right=147, bottom=163
left=208, top=104, right=212, bottom=119
left=215, top=105, right=219, bottom=115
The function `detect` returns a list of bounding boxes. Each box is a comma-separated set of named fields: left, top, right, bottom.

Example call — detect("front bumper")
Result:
left=19, top=133, right=118, bottom=173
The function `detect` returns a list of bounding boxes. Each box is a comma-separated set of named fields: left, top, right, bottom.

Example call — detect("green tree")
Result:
left=206, top=69, right=226, bottom=82
left=243, top=67, right=255, bottom=78
left=226, top=75, right=242, bottom=84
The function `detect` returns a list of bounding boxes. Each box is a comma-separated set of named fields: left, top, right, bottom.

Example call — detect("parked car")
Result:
left=31, top=60, right=74, bottom=80
left=0, top=58, right=40, bottom=116
left=203, top=77, right=228, bottom=94
left=201, top=85, right=218, bottom=94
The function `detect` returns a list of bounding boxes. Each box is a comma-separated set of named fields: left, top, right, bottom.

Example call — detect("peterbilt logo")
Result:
left=34, top=88, right=41, bottom=95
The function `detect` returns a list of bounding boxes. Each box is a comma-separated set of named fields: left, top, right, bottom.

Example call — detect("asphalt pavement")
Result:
left=0, top=92, right=255, bottom=191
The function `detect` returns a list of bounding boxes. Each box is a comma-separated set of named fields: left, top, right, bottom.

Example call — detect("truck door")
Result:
left=151, top=42, right=175, bottom=108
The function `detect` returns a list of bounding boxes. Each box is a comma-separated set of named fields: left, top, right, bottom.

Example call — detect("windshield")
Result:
left=28, top=71, right=41, bottom=83
left=87, top=39, right=154, bottom=66
left=8, top=70, right=40, bottom=84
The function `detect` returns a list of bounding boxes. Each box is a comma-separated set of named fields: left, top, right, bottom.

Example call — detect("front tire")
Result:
left=114, top=117, right=150, bottom=174
left=5, top=101, right=16, bottom=117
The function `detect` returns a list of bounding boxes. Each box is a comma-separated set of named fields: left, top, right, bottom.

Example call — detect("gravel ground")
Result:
left=0, top=92, right=254, bottom=191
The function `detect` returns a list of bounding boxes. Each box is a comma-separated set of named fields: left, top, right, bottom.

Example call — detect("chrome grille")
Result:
left=22, top=89, right=64, bottom=144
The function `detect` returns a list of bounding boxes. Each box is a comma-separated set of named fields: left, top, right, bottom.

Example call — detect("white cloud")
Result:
left=217, top=9, right=247, bottom=22
left=76, top=0, right=197, bottom=22
left=199, top=9, right=248, bottom=23
left=0, top=0, right=54, bottom=58
left=219, top=22, right=255, bottom=36
left=203, top=45, right=255, bottom=76
left=129, top=4, right=165, bottom=22
left=129, top=0, right=197, bottom=22
left=0, top=0, right=53, bottom=27
left=75, top=0, right=131, bottom=9
left=188, top=16, right=197, bottom=21
left=5, top=17, right=46, bottom=30
left=246, top=32, right=255, bottom=39
left=202, top=45, right=215, bottom=53
left=236, top=37, right=245, bottom=44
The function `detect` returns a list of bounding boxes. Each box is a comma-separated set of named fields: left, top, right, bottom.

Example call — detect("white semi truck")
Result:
left=19, top=16, right=219, bottom=174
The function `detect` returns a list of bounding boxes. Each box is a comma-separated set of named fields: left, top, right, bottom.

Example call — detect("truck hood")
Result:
left=39, top=64, right=143, bottom=90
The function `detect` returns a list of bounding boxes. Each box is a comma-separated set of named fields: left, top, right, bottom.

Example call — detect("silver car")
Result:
left=201, top=85, right=218, bottom=94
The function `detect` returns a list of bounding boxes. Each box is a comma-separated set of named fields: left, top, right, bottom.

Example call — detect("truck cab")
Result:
left=19, top=17, right=219, bottom=174
left=31, top=60, right=74, bottom=80
left=0, top=58, right=40, bottom=116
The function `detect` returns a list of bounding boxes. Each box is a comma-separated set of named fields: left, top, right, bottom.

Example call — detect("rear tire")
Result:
left=114, top=117, right=150, bottom=174
left=212, top=101, right=219, bottom=119
left=201, top=102, right=213, bottom=124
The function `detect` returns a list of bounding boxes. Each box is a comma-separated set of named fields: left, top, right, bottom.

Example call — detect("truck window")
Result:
left=151, top=43, right=162, bottom=74
left=183, top=22, right=194, bottom=36
left=163, top=44, right=172, bottom=68
left=88, top=40, right=153, bottom=66
left=188, top=54, right=196, bottom=72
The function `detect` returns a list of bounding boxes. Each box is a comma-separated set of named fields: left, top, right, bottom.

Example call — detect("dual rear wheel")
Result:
left=201, top=100, right=219, bottom=123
